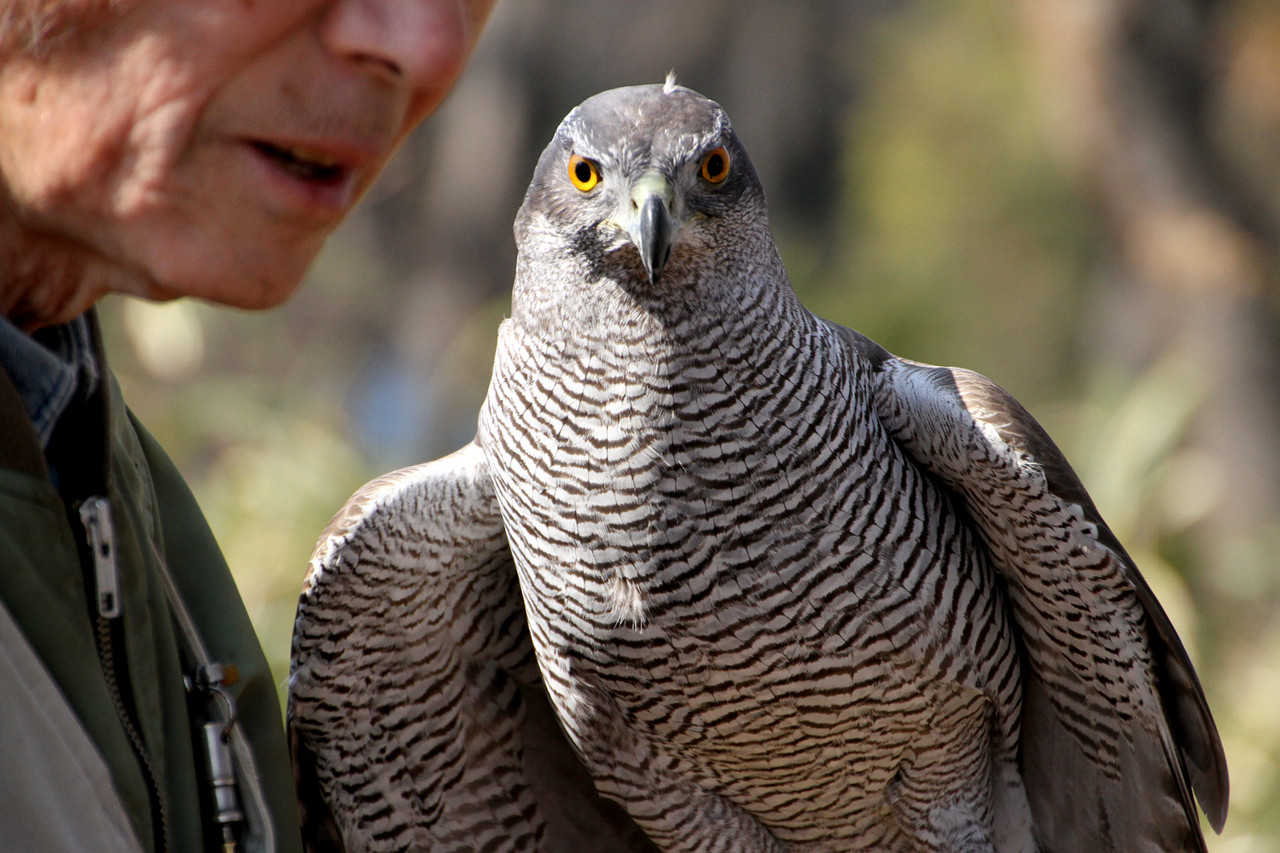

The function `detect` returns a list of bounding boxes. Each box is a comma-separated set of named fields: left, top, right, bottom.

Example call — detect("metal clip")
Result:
left=187, top=662, right=244, bottom=852
left=201, top=722, right=245, bottom=853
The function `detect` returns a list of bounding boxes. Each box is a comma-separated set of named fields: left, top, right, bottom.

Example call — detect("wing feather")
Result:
left=288, top=441, right=655, bottom=852
left=834, top=325, right=1227, bottom=851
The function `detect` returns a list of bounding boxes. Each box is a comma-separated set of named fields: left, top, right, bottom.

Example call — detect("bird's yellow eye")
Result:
left=568, top=154, right=600, bottom=191
left=700, top=146, right=731, bottom=184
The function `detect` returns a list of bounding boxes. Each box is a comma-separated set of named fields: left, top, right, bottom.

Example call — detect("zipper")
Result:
left=80, top=496, right=121, bottom=618
left=81, top=495, right=171, bottom=853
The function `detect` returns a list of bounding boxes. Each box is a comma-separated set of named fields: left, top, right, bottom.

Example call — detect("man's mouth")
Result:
left=250, top=141, right=347, bottom=182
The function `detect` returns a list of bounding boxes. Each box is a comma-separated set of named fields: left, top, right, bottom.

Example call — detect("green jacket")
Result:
left=0, top=356, right=302, bottom=852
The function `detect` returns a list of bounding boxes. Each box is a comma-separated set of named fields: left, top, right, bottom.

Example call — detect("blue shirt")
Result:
left=0, top=314, right=100, bottom=448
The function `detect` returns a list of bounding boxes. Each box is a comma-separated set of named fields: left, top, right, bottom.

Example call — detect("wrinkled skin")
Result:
left=0, top=0, right=496, bottom=329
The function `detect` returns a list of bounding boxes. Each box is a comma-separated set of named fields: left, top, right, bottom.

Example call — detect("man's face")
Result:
left=0, top=0, right=495, bottom=321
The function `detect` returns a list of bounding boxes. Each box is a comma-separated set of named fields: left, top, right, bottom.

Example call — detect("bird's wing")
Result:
left=288, top=441, right=656, bottom=853
left=833, top=325, right=1227, bottom=852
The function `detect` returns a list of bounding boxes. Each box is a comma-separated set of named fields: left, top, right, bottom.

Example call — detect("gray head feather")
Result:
left=512, top=83, right=780, bottom=333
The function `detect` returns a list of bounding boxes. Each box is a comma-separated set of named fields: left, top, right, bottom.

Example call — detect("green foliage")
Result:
left=786, top=0, right=1094, bottom=400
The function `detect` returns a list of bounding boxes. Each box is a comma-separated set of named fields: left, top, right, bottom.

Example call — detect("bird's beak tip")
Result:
left=632, top=187, right=676, bottom=285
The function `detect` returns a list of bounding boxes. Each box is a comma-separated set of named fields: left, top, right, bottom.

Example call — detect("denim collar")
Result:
left=0, top=313, right=100, bottom=448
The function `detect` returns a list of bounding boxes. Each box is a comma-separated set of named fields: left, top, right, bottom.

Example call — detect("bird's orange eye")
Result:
left=700, top=146, right=731, bottom=184
left=568, top=154, right=600, bottom=191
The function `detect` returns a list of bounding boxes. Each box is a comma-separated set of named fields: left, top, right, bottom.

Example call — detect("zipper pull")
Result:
left=80, top=496, right=121, bottom=619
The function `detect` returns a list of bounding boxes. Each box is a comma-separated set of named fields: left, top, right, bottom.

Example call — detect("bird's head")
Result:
left=514, top=77, right=770, bottom=302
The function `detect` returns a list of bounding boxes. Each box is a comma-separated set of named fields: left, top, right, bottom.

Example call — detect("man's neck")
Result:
left=0, top=217, right=114, bottom=331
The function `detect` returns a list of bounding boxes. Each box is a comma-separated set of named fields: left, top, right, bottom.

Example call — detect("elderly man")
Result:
left=0, top=2, right=496, bottom=851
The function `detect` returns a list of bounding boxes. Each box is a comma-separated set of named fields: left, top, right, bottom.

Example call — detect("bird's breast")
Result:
left=478, top=318, right=1021, bottom=828
left=480, top=317, right=887, bottom=634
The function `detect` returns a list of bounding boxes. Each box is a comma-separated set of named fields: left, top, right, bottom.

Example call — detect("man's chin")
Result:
left=140, top=252, right=311, bottom=313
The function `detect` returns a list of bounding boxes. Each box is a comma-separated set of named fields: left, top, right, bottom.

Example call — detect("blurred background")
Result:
left=98, top=0, right=1278, bottom=847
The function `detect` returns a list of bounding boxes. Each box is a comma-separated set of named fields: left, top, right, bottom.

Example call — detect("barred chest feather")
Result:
left=479, top=298, right=1012, bottom=695
left=475, top=297, right=1022, bottom=847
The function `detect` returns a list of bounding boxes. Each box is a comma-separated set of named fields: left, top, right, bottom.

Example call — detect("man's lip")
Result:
left=245, top=137, right=377, bottom=181
left=241, top=136, right=382, bottom=216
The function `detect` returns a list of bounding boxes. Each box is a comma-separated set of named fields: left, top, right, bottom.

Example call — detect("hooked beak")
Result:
left=624, top=173, right=679, bottom=284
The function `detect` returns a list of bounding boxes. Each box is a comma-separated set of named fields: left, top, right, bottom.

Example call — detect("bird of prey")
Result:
left=289, top=78, right=1227, bottom=852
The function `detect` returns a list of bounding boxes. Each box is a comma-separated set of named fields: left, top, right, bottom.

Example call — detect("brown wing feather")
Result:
left=288, top=442, right=657, bottom=852
left=946, top=366, right=1228, bottom=833
left=835, top=324, right=1227, bottom=850
left=290, top=722, right=346, bottom=853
